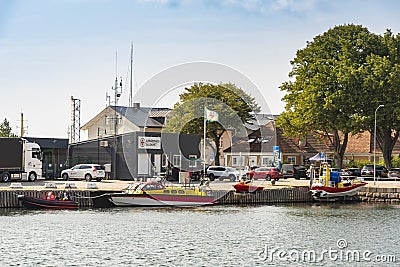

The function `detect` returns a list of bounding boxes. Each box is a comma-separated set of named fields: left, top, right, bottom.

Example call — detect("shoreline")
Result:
left=0, top=178, right=399, bottom=208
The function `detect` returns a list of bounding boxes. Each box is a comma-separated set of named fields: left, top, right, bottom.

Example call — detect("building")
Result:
left=80, top=103, right=171, bottom=139
left=223, top=114, right=277, bottom=168
left=69, top=132, right=201, bottom=180
left=25, top=137, right=69, bottom=179
left=71, top=103, right=200, bottom=180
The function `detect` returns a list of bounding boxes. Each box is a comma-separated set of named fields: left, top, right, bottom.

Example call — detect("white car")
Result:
left=61, top=164, right=105, bottom=182
left=207, top=166, right=239, bottom=181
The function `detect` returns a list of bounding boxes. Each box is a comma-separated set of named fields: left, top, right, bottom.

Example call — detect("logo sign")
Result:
left=138, top=136, right=161, bottom=149
left=209, top=152, right=214, bottom=161
left=273, top=146, right=281, bottom=169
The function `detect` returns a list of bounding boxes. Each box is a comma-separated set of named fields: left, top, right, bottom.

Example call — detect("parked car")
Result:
left=61, top=164, right=105, bottom=182
left=361, top=165, right=388, bottom=178
left=246, top=167, right=283, bottom=181
left=281, top=164, right=308, bottom=179
left=341, top=168, right=361, bottom=177
left=388, top=168, right=400, bottom=179
left=206, top=166, right=239, bottom=181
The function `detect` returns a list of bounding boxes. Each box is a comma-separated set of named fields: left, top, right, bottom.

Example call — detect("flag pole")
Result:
left=203, top=107, right=206, bottom=179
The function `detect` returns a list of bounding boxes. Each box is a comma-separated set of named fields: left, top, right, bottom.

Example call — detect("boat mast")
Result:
left=129, top=43, right=134, bottom=107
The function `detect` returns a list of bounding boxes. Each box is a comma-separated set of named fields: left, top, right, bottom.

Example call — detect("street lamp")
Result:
left=374, top=104, right=384, bottom=185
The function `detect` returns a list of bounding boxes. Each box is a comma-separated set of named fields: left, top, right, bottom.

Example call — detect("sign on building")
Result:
left=138, top=136, right=161, bottom=149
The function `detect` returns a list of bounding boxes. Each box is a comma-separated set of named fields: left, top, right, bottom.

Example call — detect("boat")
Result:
left=233, top=180, right=264, bottom=193
left=108, top=180, right=215, bottom=207
left=18, top=192, right=78, bottom=209
left=310, top=164, right=367, bottom=201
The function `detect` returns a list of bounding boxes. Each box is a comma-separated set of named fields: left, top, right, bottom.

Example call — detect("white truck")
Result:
left=0, top=138, right=43, bottom=182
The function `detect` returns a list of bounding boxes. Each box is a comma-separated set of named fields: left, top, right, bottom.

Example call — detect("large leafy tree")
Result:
left=164, top=83, right=260, bottom=166
left=0, top=118, right=16, bottom=137
left=276, top=24, right=382, bottom=168
left=358, top=30, right=400, bottom=168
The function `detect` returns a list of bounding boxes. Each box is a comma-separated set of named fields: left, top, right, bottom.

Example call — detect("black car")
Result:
left=361, top=165, right=388, bottom=178
left=281, top=164, right=308, bottom=179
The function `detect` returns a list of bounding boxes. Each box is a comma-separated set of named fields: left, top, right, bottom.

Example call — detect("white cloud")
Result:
left=138, top=0, right=321, bottom=15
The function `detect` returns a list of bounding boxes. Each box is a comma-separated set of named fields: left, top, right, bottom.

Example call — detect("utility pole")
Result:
left=19, top=112, right=28, bottom=137
left=70, top=96, right=81, bottom=143
left=111, top=52, right=123, bottom=179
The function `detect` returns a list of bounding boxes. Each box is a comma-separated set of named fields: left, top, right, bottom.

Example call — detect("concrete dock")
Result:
left=1, top=178, right=399, bottom=208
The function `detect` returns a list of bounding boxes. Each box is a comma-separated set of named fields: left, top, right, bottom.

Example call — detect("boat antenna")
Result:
left=129, top=43, right=134, bottom=107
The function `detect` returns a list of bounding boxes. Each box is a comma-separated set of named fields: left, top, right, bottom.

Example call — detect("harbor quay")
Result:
left=0, top=179, right=399, bottom=208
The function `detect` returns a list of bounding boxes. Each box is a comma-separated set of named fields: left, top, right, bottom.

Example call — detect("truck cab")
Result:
left=0, top=138, right=43, bottom=182
left=23, top=141, right=43, bottom=181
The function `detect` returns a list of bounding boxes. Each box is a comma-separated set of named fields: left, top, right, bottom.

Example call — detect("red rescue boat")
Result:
left=233, top=180, right=264, bottom=193
left=18, top=192, right=78, bottom=209
left=310, top=165, right=367, bottom=201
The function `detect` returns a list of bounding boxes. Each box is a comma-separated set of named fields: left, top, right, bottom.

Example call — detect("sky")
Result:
left=1, top=0, right=400, bottom=139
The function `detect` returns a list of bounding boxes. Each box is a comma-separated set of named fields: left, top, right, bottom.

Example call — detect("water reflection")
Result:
left=0, top=204, right=398, bottom=266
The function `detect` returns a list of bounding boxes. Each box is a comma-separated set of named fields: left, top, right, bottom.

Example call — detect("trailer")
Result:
left=0, top=138, right=43, bottom=182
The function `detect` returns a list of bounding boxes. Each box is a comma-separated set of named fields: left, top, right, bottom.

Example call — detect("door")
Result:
left=154, top=154, right=161, bottom=176
left=138, top=154, right=151, bottom=176
left=70, top=165, right=80, bottom=179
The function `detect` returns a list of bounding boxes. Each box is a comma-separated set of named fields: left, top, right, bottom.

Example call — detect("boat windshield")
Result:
left=139, top=182, right=165, bottom=191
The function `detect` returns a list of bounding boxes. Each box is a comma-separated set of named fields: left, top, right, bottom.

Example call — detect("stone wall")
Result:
left=358, top=187, right=400, bottom=204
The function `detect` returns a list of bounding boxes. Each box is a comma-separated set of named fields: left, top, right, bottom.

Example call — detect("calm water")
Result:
left=0, top=204, right=399, bottom=266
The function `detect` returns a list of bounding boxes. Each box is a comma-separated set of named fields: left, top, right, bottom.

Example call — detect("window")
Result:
left=261, top=156, right=273, bottom=166
left=173, top=155, right=181, bottom=167
left=32, top=148, right=42, bottom=160
left=162, top=154, right=168, bottom=167
left=232, top=156, right=244, bottom=166
left=232, top=157, right=237, bottom=165
left=188, top=155, right=197, bottom=168
left=287, top=157, right=296, bottom=164
left=249, top=156, right=258, bottom=166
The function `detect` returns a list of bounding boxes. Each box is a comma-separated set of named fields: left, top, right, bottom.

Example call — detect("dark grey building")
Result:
left=25, top=137, right=69, bottom=179
left=68, top=132, right=201, bottom=180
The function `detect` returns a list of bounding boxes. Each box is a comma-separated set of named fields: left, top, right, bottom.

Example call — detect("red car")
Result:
left=246, top=167, right=283, bottom=181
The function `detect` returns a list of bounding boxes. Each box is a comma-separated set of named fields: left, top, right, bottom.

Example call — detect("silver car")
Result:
left=61, top=164, right=105, bottom=182
left=207, top=166, right=239, bottom=181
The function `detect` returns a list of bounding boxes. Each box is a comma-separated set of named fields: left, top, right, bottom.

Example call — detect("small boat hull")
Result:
left=18, top=195, right=78, bottom=209
left=233, top=183, right=264, bottom=193
left=109, top=193, right=215, bottom=207
left=310, top=182, right=367, bottom=200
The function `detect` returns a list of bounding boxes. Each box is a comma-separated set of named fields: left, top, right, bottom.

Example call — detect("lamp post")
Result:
left=374, top=104, right=384, bottom=185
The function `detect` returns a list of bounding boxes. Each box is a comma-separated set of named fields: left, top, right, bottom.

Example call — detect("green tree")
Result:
left=276, top=24, right=382, bottom=168
left=164, top=83, right=260, bottom=166
left=0, top=118, right=16, bottom=137
left=357, top=30, right=400, bottom=169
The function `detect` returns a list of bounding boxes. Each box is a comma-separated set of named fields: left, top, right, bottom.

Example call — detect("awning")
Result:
left=308, top=152, right=325, bottom=161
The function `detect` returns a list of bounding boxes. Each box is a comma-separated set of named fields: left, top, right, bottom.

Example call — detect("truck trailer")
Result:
left=0, top=138, right=43, bottom=182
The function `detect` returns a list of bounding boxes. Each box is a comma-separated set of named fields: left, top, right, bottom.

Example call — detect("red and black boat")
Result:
left=18, top=193, right=78, bottom=209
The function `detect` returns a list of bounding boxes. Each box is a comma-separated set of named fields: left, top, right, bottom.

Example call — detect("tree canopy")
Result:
left=276, top=24, right=398, bottom=168
left=357, top=30, right=400, bottom=168
left=164, top=82, right=260, bottom=166
left=0, top=118, right=16, bottom=137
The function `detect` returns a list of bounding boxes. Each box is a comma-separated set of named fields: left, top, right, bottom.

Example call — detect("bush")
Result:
left=346, top=160, right=373, bottom=168
left=391, top=156, right=400, bottom=168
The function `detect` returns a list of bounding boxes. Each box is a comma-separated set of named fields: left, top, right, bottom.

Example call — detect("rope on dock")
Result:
left=72, top=193, right=111, bottom=199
